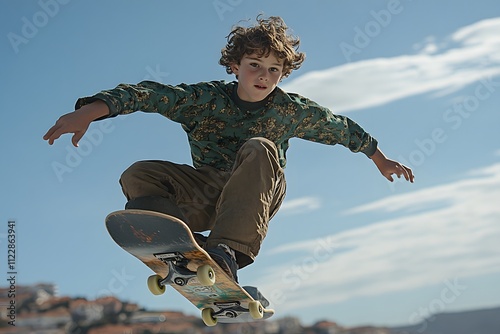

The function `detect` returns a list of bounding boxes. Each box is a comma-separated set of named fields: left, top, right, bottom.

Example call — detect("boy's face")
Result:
left=230, top=52, right=284, bottom=102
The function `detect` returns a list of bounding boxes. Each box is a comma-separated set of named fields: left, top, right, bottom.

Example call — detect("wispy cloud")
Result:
left=258, top=162, right=500, bottom=312
left=279, top=196, right=321, bottom=215
left=282, top=17, right=500, bottom=113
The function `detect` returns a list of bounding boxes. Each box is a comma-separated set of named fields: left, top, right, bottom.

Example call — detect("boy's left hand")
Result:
left=370, top=148, right=414, bottom=183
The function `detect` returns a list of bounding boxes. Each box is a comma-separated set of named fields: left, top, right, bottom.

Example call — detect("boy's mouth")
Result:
left=254, top=84, right=267, bottom=90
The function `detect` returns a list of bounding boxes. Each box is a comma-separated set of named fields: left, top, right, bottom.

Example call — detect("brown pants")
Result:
left=119, top=137, right=286, bottom=268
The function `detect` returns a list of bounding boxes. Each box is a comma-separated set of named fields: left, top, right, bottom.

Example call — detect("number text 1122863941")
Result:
left=7, top=220, right=17, bottom=327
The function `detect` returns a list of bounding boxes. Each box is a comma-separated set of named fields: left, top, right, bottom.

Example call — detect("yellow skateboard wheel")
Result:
left=197, top=264, right=216, bottom=286
left=201, top=307, right=217, bottom=326
left=248, top=300, right=264, bottom=319
left=147, top=274, right=166, bottom=295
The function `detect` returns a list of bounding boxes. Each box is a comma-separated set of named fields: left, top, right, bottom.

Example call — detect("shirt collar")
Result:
left=231, top=84, right=273, bottom=111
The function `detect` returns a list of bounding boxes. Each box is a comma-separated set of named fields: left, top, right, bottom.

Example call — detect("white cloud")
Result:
left=279, top=196, right=321, bottom=215
left=257, top=162, right=500, bottom=313
left=281, top=17, right=500, bottom=113
left=412, top=36, right=439, bottom=55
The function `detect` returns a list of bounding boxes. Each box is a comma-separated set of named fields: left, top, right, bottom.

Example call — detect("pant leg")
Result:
left=119, top=160, right=229, bottom=232
left=119, top=138, right=287, bottom=268
left=206, top=137, right=287, bottom=268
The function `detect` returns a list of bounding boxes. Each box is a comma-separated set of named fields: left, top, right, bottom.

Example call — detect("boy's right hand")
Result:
left=43, top=100, right=109, bottom=147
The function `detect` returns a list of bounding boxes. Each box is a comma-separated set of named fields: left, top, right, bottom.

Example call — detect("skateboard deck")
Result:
left=105, top=209, right=274, bottom=326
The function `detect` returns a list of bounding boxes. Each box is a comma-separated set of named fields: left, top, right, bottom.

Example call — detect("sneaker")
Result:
left=193, top=233, right=207, bottom=248
left=206, top=244, right=239, bottom=283
left=243, top=286, right=270, bottom=307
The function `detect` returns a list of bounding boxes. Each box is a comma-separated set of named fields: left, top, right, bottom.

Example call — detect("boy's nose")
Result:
left=259, top=70, right=268, bottom=81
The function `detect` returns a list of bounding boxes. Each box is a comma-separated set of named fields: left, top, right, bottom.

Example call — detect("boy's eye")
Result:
left=250, top=63, right=259, bottom=67
left=270, top=67, right=279, bottom=72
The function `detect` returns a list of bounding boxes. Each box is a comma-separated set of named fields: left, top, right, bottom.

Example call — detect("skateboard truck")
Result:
left=153, top=252, right=216, bottom=289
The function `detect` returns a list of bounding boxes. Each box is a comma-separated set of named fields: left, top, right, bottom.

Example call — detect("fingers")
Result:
left=399, top=164, right=414, bottom=183
left=44, top=125, right=82, bottom=147
left=43, top=124, right=62, bottom=145
left=43, top=112, right=89, bottom=147
left=373, top=153, right=415, bottom=184
left=71, top=131, right=84, bottom=147
left=405, top=165, right=415, bottom=183
left=384, top=163, right=415, bottom=183
left=393, top=164, right=415, bottom=183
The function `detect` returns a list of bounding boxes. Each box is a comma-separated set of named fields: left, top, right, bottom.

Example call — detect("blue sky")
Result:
left=1, top=0, right=500, bottom=328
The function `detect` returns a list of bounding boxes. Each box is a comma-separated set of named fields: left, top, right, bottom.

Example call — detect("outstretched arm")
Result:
left=43, top=100, right=109, bottom=147
left=370, top=148, right=414, bottom=183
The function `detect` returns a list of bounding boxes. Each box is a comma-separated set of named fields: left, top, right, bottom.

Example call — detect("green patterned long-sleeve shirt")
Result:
left=76, top=80, right=377, bottom=172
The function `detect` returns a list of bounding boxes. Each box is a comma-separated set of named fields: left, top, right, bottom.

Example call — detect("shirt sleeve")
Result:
left=74, top=81, right=220, bottom=124
left=291, top=94, right=378, bottom=157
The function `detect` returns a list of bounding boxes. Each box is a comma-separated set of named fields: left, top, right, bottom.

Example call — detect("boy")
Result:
left=44, top=16, right=414, bottom=282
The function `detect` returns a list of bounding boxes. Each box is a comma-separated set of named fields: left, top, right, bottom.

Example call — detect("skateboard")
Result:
left=105, top=209, right=274, bottom=326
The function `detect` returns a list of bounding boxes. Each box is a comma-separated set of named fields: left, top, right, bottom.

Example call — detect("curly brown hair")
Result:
left=219, top=15, right=306, bottom=79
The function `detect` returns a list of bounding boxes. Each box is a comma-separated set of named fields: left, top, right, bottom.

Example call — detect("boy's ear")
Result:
left=230, top=63, right=240, bottom=75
